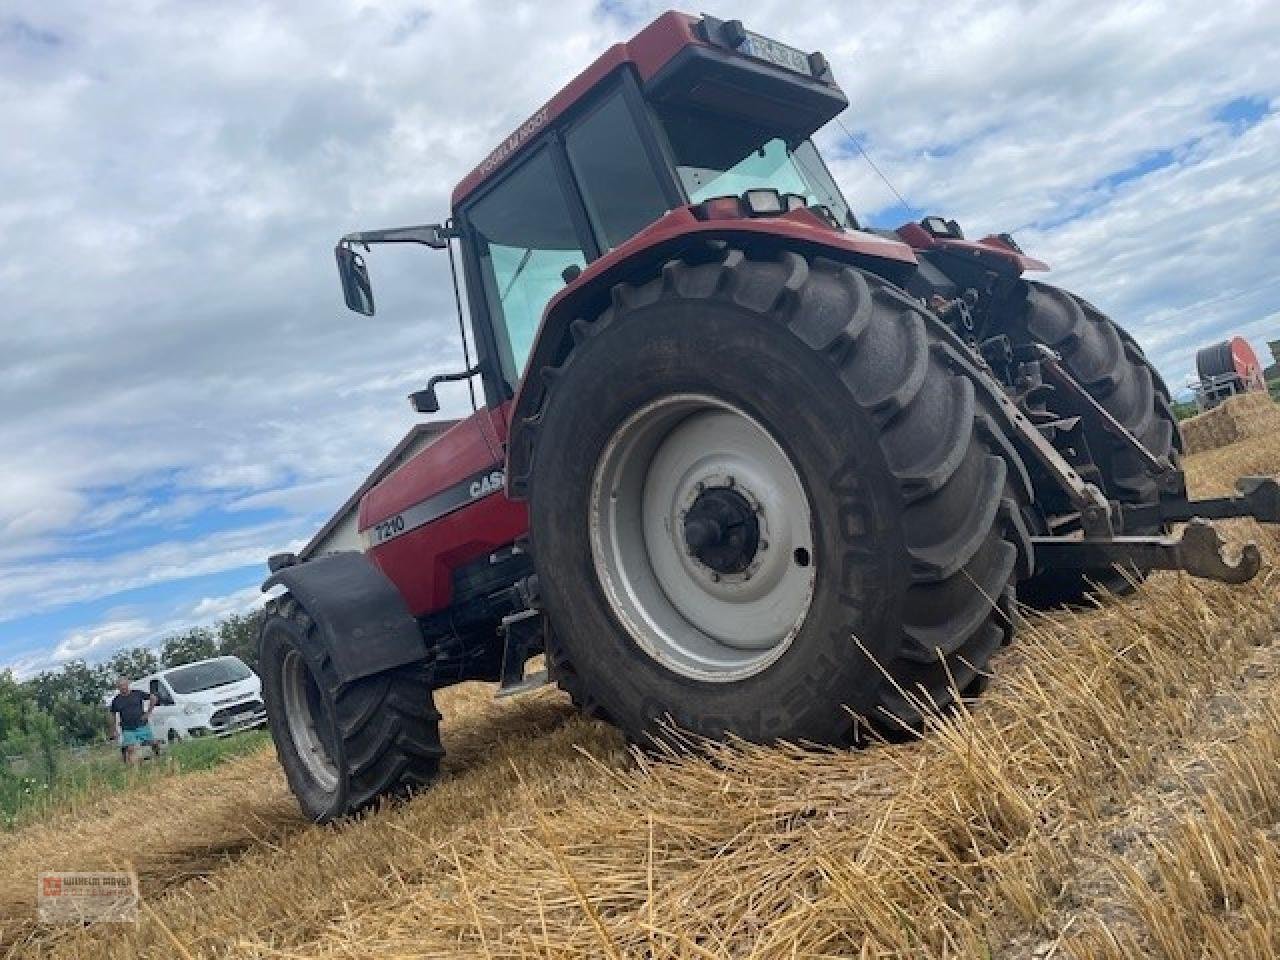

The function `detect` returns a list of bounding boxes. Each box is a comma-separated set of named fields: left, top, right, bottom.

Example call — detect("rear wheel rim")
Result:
left=590, top=393, right=816, bottom=682
left=280, top=648, right=338, bottom=791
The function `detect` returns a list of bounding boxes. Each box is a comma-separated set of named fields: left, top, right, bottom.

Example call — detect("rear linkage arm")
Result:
left=1121, top=475, right=1280, bottom=528
left=1032, top=519, right=1261, bottom=585
left=969, top=341, right=1277, bottom=585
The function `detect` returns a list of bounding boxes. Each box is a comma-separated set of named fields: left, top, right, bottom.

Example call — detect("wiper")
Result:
left=500, top=247, right=536, bottom=302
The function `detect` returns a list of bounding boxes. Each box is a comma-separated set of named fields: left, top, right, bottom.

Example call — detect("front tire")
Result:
left=259, top=593, right=444, bottom=822
left=529, top=249, right=1032, bottom=743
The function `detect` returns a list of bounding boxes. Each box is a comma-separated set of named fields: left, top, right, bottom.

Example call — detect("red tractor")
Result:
left=259, top=12, right=1280, bottom=821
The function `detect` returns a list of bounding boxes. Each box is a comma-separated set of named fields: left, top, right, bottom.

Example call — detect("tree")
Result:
left=52, top=698, right=108, bottom=743
left=28, top=660, right=110, bottom=712
left=105, top=647, right=160, bottom=683
left=0, top=671, right=34, bottom=742
left=216, top=610, right=264, bottom=671
left=160, top=628, right=218, bottom=668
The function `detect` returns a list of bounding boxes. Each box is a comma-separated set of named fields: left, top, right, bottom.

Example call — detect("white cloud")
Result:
left=0, top=522, right=307, bottom=625
left=54, top=618, right=151, bottom=664
left=187, top=585, right=265, bottom=624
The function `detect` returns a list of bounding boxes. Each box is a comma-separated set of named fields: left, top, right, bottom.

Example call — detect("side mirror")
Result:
left=335, top=243, right=375, bottom=315
left=408, top=386, right=440, bottom=414
left=409, top=364, right=482, bottom=414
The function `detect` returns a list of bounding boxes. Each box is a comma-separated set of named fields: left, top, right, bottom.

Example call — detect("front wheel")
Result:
left=529, top=249, right=1032, bottom=744
left=259, top=593, right=444, bottom=822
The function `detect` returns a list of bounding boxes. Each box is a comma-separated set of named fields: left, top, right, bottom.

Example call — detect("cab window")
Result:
left=468, top=147, right=588, bottom=382
left=566, top=90, right=670, bottom=250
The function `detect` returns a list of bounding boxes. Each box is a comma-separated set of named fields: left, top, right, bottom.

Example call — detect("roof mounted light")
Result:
left=692, top=195, right=744, bottom=221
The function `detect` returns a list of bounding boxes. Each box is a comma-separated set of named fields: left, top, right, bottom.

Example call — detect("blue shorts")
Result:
left=121, top=726, right=154, bottom=747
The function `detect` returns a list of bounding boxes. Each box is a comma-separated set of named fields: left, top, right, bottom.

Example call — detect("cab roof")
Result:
left=450, top=11, right=700, bottom=208
left=450, top=11, right=844, bottom=209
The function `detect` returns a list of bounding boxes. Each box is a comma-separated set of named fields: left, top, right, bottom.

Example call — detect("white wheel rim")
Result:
left=281, top=649, right=338, bottom=791
left=589, top=394, right=816, bottom=682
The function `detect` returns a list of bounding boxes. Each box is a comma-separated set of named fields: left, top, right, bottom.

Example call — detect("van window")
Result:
left=165, top=658, right=252, bottom=695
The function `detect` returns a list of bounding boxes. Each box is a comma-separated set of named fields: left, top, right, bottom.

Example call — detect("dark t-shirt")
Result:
left=110, top=689, right=150, bottom=730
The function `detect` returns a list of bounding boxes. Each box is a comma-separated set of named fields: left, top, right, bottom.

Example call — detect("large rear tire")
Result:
left=1007, top=282, right=1182, bottom=606
left=259, top=593, right=443, bottom=823
left=528, top=249, right=1032, bottom=742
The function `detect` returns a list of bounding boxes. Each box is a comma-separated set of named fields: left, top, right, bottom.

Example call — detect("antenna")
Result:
left=836, top=115, right=915, bottom=216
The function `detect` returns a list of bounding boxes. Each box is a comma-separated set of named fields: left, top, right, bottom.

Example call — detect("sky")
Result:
left=2, top=0, right=1279, bottom=679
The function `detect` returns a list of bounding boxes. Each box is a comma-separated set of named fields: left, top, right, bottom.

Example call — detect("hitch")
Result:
left=1031, top=518, right=1262, bottom=585
left=1126, top=476, right=1280, bottom=527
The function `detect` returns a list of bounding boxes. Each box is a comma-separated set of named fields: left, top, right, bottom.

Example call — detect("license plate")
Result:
left=739, top=31, right=814, bottom=78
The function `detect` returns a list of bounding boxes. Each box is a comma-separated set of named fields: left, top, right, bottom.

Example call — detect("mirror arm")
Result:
left=342, top=223, right=459, bottom=250
left=427, top=364, right=482, bottom=390
left=409, top=363, right=483, bottom=414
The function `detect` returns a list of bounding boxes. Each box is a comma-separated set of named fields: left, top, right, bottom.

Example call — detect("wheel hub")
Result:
left=589, top=394, right=816, bottom=682
left=682, top=484, right=760, bottom=574
left=280, top=649, right=338, bottom=791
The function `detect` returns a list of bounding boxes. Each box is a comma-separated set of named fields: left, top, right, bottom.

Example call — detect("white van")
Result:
left=134, top=656, right=267, bottom=742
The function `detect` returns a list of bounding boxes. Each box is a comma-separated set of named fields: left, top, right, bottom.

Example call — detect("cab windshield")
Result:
left=657, top=104, right=852, bottom=227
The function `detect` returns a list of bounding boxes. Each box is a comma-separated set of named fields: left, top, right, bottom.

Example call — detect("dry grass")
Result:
left=6, top=434, right=1280, bottom=959
left=1178, top=391, right=1280, bottom=454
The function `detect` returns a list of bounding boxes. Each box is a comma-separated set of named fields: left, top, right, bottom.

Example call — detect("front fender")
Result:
left=262, top=552, right=426, bottom=685
left=505, top=206, right=917, bottom=500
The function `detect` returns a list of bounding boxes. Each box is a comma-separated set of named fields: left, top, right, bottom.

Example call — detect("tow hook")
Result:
left=1031, top=519, right=1261, bottom=585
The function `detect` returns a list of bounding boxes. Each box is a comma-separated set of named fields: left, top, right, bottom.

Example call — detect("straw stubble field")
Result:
left=4, top=433, right=1280, bottom=959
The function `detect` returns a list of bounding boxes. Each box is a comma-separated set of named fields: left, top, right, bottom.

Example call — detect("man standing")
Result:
left=109, top=677, right=157, bottom=765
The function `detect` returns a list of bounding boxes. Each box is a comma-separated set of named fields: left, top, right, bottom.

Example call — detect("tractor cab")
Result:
left=337, top=12, right=861, bottom=410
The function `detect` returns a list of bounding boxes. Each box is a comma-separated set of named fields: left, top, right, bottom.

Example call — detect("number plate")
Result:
left=739, top=31, right=814, bottom=78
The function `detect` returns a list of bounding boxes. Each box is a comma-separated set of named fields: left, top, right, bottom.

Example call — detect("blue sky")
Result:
left=2, top=0, right=1279, bottom=679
